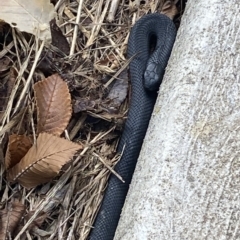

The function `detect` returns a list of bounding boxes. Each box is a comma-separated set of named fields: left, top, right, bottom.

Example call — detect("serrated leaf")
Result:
left=7, top=133, right=82, bottom=189
left=34, top=74, right=72, bottom=136
left=5, top=134, right=33, bottom=170
left=0, top=200, right=26, bottom=239
left=0, top=0, right=55, bottom=42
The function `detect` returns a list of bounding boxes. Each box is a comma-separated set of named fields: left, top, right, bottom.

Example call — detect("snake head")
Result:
left=144, top=62, right=164, bottom=91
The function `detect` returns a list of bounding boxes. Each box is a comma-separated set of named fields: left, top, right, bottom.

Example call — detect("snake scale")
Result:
left=89, top=13, right=176, bottom=240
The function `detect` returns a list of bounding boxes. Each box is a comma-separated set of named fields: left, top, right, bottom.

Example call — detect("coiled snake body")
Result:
left=89, top=13, right=176, bottom=240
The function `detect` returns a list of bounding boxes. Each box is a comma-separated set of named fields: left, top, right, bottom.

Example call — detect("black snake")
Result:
left=89, top=13, right=176, bottom=240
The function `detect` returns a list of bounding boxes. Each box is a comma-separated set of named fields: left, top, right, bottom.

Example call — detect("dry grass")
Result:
left=0, top=0, right=185, bottom=239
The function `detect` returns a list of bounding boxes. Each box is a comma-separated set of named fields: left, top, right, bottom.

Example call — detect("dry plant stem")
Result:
left=13, top=168, right=72, bottom=240
left=63, top=177, right=77, bottom=213
left=69, top=0, right=83, bottom=56
left=108, top=0, right=120, bottom=22
left=54, top=0, right=65, bottom=11
left=66, top=202, right=87, bottom=239
left=78, top=176, right=109, bottom=238
left=0, top=46, right=33, bottom=132
left=64, top=129, right=70, bottom=141
left=131, top=12, right=137, bottom=25
left=59, top=175, right=77, bottom=238
left=69, top=114, right=87, bottom=140
left=93, top=152, right=123, bottom=182
left=85, top=0, right=111, bottom=47
left=0, top=110, right=26, bottom=143
left=29, top=103, right=37, bottom=143
left=12, top=28, right=21, bottom=66
left=15, top=30, right=30, bottom=58
left=13, top=40, right=45, bottom=115
left=67, top=208, right=79, bottom=240
left=89, top=126, right=116, bottom=144
left=43, top=185, right=70, bottom=212
left=120, top=32, right=130, bottom=56
left=64, top=195, right=86, bottom=223
left=99, top=28, right=125, bottom=61
left=0, top=41, right=14, bottom=58
left=103, top=55, right=133, bottom=88
left=63, top=8, right=90, bottom=39
left=83, top=5, right=125, bottom=60
left=87, top=111, right=114, bottom=122
left=73, top=126, right=116, bottom=165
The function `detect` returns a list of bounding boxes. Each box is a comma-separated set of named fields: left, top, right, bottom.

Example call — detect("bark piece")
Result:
left=115, top=1, right=240, bottom=239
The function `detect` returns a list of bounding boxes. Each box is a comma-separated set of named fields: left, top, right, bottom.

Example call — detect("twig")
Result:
left=70, top=0, right=83, bottom=56
left=85, top=0, right=111, bottom=47
left=103, top=54, right=134, bottom=88
left=14, top=168, right=72, bottom=240
left=0, top=41, right=14, bottom=58
left=108, top=0, right=120, bottom=22
left=13, top=40, right=45, bottom=114
left=83, top=4, right=125, bottom=60
left=93, top=152, right=124, bottom=182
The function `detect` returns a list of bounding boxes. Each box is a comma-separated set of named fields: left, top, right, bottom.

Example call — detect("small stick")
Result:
left=69, top=0, right=83, bottom=56
left=85, top=0, right=111, bottom=47
left=13, top=40, right=44, bottom=114
left=107, top=0, right=120, bottom=22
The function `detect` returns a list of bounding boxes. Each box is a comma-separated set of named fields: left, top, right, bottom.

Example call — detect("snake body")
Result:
left=89, top=14, right=176, bottom=240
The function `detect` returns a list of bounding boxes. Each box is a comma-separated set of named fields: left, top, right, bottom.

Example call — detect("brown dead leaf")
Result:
left=34, top=74, right=72, bottom=136
left=7, top=132, right=82, bottom=189
left=0, top=200, right=26, bottom=240
left=0, top=0, right=56, bottom=42
left=5, top=134, right=33, bottom=170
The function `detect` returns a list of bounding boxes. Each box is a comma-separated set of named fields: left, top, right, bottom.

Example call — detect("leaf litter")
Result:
left=0, top=0, right=185, bottom=239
